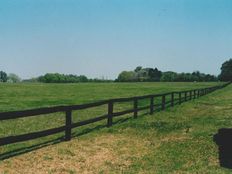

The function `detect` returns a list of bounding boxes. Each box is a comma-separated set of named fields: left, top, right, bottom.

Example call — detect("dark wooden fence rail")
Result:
left=0, top=82, right=230, bottom=146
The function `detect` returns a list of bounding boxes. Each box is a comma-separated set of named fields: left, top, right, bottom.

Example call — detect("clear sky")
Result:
left=0, top=0, right=231, bottom=79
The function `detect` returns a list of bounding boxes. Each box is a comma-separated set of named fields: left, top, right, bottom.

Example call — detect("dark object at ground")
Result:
left=214, top=128, right=232, bottom=169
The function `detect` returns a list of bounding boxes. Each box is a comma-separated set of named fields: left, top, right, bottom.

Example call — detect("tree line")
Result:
left=0, top=71, right=21, bottom=83
left=24, top=73, right=113, bottom=83
left=116, top=67, right=217, bottom=82
left=116, top=58, right=232, bottom=82
left=1, top=58, right=232, bottom=83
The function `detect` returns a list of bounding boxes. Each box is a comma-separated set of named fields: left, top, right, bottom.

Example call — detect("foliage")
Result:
left=7, top=73, right=21, bottom=83
left=160, top=71, right=178, bottom=82
left=134, top=66, right=142, bottom=72
left=26, top=73, right=113, bottom=83
left=147, top=68, right=162, bottom=81
left=0, top=71, right=7, bottom=82
left=161, top=71, right=217, bottom=82
left=117, top=67, right=217, bottom=82
left=38, top=73, right=88, bottom=83
left=219, top=58, right=232, bottom=81
left=117, top=67, right=162, bottom=82
left=116, top=71, right=136, bottom=82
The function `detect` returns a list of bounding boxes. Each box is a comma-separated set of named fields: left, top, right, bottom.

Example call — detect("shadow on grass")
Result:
left=0, top=137, right=63, bottom=161
left=0, top=115, right=138, bottom=161
left=214, top=128, right=232, bottom=169
left=0, top=103, right=176, bottom=161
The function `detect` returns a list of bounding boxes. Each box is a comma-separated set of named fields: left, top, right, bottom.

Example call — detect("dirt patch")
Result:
left=214, top=105, right=232, bottom=111
left=160, top=135, right=189, bottom=143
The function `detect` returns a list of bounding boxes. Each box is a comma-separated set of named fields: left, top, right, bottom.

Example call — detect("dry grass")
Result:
left=0, top=133, right=150, bottom=174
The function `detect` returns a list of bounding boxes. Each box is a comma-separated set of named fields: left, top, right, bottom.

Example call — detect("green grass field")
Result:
left=0, top=82, right=231, bottom=174
left=0, top=82, right=220, bottom=112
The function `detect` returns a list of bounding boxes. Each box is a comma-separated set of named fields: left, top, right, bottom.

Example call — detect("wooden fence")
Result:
left=0, top=82, right=230, bottom=146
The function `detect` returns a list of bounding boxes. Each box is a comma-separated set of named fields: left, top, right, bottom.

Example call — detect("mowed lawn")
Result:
left=0, top=82, right=231, bottom=173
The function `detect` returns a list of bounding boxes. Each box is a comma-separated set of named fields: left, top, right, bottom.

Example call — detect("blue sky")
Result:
left=0, top=0, right=231, bottom=79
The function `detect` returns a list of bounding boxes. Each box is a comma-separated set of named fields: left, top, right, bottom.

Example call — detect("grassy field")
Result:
left=0, top=82, right=220, bottom=112
left=0, top=82, right=231, bottom=173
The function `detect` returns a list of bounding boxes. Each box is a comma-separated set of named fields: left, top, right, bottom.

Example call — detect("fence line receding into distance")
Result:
left=0, top=82, right=230, bottom=146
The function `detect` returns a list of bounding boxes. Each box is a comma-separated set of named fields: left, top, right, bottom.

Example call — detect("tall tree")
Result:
left=134, top=66, right=142, bottom=72
left=0, top=71, right=7, bottom=82
left=148, top=68, right=162, bottom=81
left=219, top=59, right=232, bottom=81
left=117, top=71, right=136, bottom=82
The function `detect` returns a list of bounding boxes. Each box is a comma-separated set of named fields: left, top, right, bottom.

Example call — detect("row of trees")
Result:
left=0, top=72, right=113, bottom=83
left=116, top=67, right=218, bottom=82
left=160, top=71, right=217, bottom=82
left=0, top=71, right=21, bottom=83
left=36, top=73, right=113, bottom=83
left=116, top=59, right=232, bottom=82
left=38, top=73, right=89, bottom=83
left=36, top=59, right=231, bottom=83
left=1, top=58, right=232, bottom=83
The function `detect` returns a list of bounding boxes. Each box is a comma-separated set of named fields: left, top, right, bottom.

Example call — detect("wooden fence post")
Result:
left=134, top=98, right=138, bottom=118
left=65, top=110, right=72, bottom=141
left=179, top=92, right=182, bottom=105
left=185, top=92, right=187, bottom=101
left=171, top=92, right=174, bottom=107
left=162, top=95, right=166, bottom=110
left=190, top=91, right=192, bottom=100
left=150, top=96, right=154, bottom=115
left=107, top=100, right=113, bottom=127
